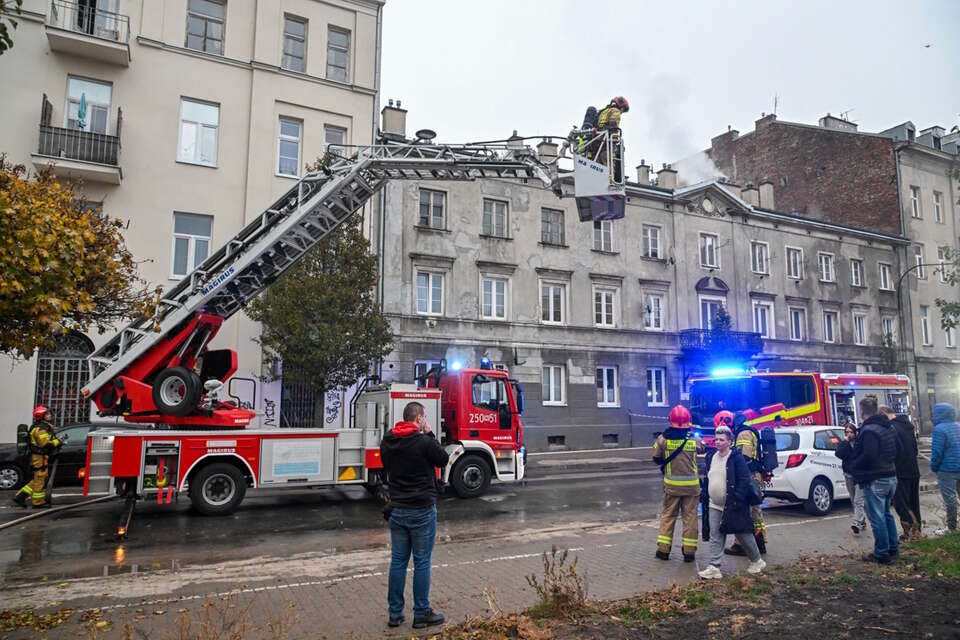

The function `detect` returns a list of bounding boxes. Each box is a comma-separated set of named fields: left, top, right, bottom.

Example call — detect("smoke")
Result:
left=672, top=150, right=728, bottom=186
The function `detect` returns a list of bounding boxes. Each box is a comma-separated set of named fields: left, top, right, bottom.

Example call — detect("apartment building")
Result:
left=372, top=107, right=907, bottom=450
left=0, top=0, right=383, bottom=441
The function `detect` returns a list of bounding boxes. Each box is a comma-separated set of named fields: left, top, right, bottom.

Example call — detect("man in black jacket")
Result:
left=881, top=405, right=921, bottom=538
left=381, top=402, right=449, bottom=629
left=846, top=396, right=900, bottom=563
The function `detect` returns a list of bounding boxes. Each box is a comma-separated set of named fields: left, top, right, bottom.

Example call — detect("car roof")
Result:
left=774, top=424, right=839, bottom=433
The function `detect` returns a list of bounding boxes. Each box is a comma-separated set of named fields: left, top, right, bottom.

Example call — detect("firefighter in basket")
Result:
left=12, top=406, right=62, bottom=509
left=653, top=405, right=703, bottom=562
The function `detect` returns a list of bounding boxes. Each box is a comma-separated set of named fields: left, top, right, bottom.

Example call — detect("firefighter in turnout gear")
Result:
left=595, top=96, right=628, bottom=182
left=727, top=412, right=768, bottom=555
left=653, top=405, right=703, bottom=561
left=12, top=406, right=61, bottom=508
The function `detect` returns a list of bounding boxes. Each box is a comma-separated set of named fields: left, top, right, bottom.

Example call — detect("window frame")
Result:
left=785, top=246, right=804, bottom=280
left=323, top=124, right=347, bottom=152
left=281, top=13, right=307, bottom=73
left=415, top=270, right=444, bottom=317
left=326, top=25, right=351, bottom=83
left=641, top=224, right=662, bottom=259
left=850, top=259, right=864, bottom=287
left=699, top=295, right=726, bottom=330
left=752, top=299, right=775, bottom=339
left=910, top=185, right=921, bottom=218
left=818, top=251, right=835, bottom=282
left=934, top=191, right=944, bottom=224
left=276, top=117, right=302, bottom=178
left=414, top=359, right=443, bottom=387
left=751, top=241, right=769, bottom=275
left=946, top=324, right=956, bottom=349
left=938, top=247, right=949, bottom=284
left=593, top=285, right=618, bottom=328
left=698, top=231, right=720, bottom=269
left=881, top=316, right=897, bottom=343
left=185, top=0, right=225, bottom=55
left=646, top=367, right=667, bottom=407
left=643, top=292, right=664, bottom=331
left=822, top=309, right=839, bottom=344
left=852, top=312, right=867, bottom=346
left=481, top=197, right=510, bottom=238
left=596, top=365, right=620, bottom=408
left=915, top=245, right=927, bottom=280
left=539, top=280, right=567, bottom=326
left=64, top=75, right=112, bottom=134
left=878, top=262, right=893, bottom=291
left=418, top=188, right=446, bottom=230
left=541, top=365, right=566, bottom=406
left=177, top=97, right=220, bottom=167
left=788, top=306, right=806, bottom=342
left=170, top=212, right=213, bottom=280
left=920, top=305, right=932, bottom=346
left=540, top=207, right=565, bottom=246
left=479, top=274, right=509, bottom=321
left=593, top=219, right=613, bottom=252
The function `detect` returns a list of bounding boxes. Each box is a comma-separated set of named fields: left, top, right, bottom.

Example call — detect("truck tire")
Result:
left=152, top=367, right=201, bottom=417
left=190, top=462, right=246, bottom=516
left=804, top=477, right=833, bottom=516
left=450, top=454, right=492, bottom=498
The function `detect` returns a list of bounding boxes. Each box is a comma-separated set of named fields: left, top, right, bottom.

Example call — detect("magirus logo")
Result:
left=201, top=266, right=235, bottom=295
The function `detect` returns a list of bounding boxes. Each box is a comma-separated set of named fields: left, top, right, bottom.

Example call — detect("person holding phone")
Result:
left=836, top=419, right=867, bottom=535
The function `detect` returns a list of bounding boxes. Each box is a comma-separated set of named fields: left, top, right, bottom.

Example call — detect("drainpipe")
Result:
left=372, top=2, right=385, bottom=380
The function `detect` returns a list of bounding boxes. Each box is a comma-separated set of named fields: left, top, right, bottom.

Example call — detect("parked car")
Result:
left=763, top=425, right=850, bottom=516
left=0, top=423, right=128, bottom=491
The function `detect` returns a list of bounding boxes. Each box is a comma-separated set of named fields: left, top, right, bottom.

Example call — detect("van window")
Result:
left=775, top=432, right=800, bottom=451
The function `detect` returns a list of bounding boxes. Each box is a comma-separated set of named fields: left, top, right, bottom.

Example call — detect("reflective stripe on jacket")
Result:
left=653, top=428, right=700, bottom=492
left=597, top=106, right=621, bottom=130
left=28, top=422, right=60, bottom=455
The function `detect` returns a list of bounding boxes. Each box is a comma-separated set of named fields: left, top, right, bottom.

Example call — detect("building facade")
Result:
left=373, top=107, right=909, bottom=450
left=0, top=0, right=383, bottom=441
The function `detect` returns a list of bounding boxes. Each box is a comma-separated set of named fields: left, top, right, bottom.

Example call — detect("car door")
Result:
left=811, top=428, right=848, bottom=499
left=54, top=425, right=92, bottom=486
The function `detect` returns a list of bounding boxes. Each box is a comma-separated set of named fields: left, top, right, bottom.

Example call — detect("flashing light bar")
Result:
left=710, top=366, right=746, bottom=377
left=450, top=361, right=463, bottom=371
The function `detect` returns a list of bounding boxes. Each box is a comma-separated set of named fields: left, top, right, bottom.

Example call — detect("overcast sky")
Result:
left=380, top=0, right=960, bottom=172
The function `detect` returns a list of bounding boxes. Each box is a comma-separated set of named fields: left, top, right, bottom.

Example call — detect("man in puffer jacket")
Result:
left=931, top=402, right=960, bottom=532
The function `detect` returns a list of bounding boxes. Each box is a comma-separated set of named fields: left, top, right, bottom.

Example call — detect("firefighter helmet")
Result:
left=612, top=96, right=630, bottom=112
left=669, top=405, right=692, bottom=427
left=713, top=410, right=735, bottom=428
left=32, top=405, right=49, bottom=421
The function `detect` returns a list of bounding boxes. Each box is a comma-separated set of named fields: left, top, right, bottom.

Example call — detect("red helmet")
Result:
left=713, top=410, right=735, bottom=428
left=669, top=405, right=692, bottom=427
left=612, top=96, right=629, bottom=112
left=33, top=405, right=49, bottom=420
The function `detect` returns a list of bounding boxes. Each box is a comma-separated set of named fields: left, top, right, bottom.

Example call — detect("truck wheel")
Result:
left=804, top=477, right=833, bottom=516
left=152, top=367, right=201, bottom=416
left=190, top=463, right=246, bottom=516
left=450, top=455, right=492, bottom=498
left=0, top=461, right=25, bottom=490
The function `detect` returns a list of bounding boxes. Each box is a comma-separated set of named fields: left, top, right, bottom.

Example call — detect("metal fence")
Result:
left=47, top=0, right=130, bottom=44
left=33, top=333, right=93, bottom=428
left=281, top=374, right=318, bottom=428
left=38, top=123, right=121, bottom=166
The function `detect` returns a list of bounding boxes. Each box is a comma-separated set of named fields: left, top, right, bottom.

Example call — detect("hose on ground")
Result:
left=0, top=494, right=118, bottom=532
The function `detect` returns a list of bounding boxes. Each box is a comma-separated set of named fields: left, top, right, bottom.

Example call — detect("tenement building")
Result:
left=373, top=106, right=910, bottom=450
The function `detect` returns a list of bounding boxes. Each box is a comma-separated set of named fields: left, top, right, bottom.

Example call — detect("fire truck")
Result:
left=80, top=127, right=626, bottom=528
left=689, top=370, right=912, bottom=436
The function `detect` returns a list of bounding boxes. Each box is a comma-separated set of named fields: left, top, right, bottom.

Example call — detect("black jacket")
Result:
left=848, top=414, right=898, bottom=485
left=891, top=415, right=920, bottom=479
left=836, top=438, right=855, bottom=476
left=380, top=422, right=450, bottom=508
left=700, top=449, right=756, bottom=539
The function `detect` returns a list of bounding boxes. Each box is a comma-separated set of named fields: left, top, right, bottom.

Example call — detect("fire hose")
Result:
left=0, top=494, right=119, bottom=532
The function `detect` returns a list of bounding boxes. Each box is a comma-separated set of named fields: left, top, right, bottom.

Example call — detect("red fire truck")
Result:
left=689, top=370, right=912, bottom=435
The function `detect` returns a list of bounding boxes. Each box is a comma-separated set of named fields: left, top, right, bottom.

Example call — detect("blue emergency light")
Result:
left=480, top=356, right=492, bottom=370
left=450, top=360, right=463, bottom=371
left=710, top=366, right=745, bottom=377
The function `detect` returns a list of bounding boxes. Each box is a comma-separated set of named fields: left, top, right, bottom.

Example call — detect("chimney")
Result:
left=507, top=129, right=523, bottom=149
left=636, top=159, right=650, bottom=184
left=741, top=183, right=760, bottom=206
left=755, top=113, right=777, bottom=131
left=536, top=139, right=558, bottom=164
left=381, top=99, right=407, bottom=138
left=720, top=181, right=741, bottom=200
left=758, top=180, right=775, bottom=209
left=657, top=164, right=677, bottom=190
left=818, top=113, right=858, bottom=133
left=710, top=127, right=739, bottom=149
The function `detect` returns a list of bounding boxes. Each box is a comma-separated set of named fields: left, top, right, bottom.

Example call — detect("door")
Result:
left=811, top=428, right=848, bottom=498
left=829, top=390, right=857, bottom=427
left=467, top=374, right=511, bottom=444
left=54, top=425, right=93, bottom=486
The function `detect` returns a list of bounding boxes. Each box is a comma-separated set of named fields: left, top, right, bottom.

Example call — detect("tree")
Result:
left=0, top=160, right=148, bottom=357
left=878, top=332, right=902, bottom=374
left=245, top=218, right=393, bottom=425
left=711, top=305, right=733, bottom=335
left=0, top=0, right=23, bottom=56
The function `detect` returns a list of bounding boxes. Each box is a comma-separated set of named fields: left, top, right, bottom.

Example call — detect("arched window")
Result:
left=34, top=331, right=94, bottom=427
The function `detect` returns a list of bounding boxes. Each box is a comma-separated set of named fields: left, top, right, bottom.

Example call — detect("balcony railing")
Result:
left=679, top=329, right=764, bottom=356
left=47, top=0, right=130, bottom=45
left=36, top=93, right=121, bottom=167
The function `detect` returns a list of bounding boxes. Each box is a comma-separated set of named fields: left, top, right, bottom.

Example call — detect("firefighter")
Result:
left=653, top=405, right=702, bottom=562
left=727, top=412, right=768, bottom=555
left=595, top=96, right=628, bottom=181
left=12, top=406, right=61, bottom=509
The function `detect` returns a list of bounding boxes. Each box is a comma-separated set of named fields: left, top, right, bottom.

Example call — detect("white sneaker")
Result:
left=747, top=559, right=766, bottom=574
left=698, top=565, right=723, bottom=580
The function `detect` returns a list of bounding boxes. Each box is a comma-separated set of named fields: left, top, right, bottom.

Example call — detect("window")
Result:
left=920, top=305, right=931, bottom=345
left=938, top=247, right=950, bottom=283
left=647, top=368, right=666, bottom=406
left=185, top=0, right=224, bottom=55
left=326, top=26, right=350, bottom=82
left=823, top=310, right=838, bottom=343
left=699, top=232, right=719, bottom=268
left=418, top=189, right=445, bottom=229
left=480, top=276, right=507, bottom=320
left=789, top=307, right=806, bottom=341
left=751, top=241, right=769, bottom=274
left=934, top=191, right=944, bottom=223
left=946, top=323, right=956, bottom=348
left=596, top=366, right=619, bottom=407
left=878, top=262, right=892, bottom=290
left=472, top=375, right=507, bottom=412
left=699, top=296, right=725, bottom=330
left=853, top=312, right=867, bottom=345
left=482, top=198, right=508, bottom=237
left=416, top=271, right=443, bottom=316
left=276, top=118, right=301, bottom=177
left=178, top=98, right=219, bottom=166
left=541, top=208, right=565, bottom=245
left=540, top=282, right=566, bottom=324
left=66, top=76, right=111, bottom=134
left=414, top=360, right=442, bottom=387
left=915, top=246, right=926, bottom=279
left=786, top=247, right=803, bottom=279
left=542, top=365, right=565, bottom=405
left=882, top=316, right=897, bottom=343
left=324, top=125, right=346, bottom=152
left=642, top=225, right=661, bottom=258
left=593, top=220, right=613, bottom=251
left=644, top=293, right=664, bottom=331
left=282, top=14, right=307, bottom=72
left=753, top=300, right=774, bottom=339
left=851, top=259, right=864, bottom=287
left=594, top=287, right=617, bottom=327
left=171, top=212, right=213, bottom=278
left=775, top=432, right=800, bottom=451
left=910, top=186, right=921, bottom=218
left=813, top=429, right=844, bottom=451
left=818, top=252, right=835, bottom=282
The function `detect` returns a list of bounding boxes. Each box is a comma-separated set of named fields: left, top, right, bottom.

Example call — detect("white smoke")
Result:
left=672, top=150, right=728, bottom=186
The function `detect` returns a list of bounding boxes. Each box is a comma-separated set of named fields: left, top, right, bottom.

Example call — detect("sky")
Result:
left=380, top=0, right=960, bottom=173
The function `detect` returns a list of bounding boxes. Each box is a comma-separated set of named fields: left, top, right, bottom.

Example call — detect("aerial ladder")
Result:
left=81, top=130, right=626, bottom=428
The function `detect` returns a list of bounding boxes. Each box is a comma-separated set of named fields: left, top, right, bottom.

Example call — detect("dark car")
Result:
left=0, top=423, right=128, bottom=491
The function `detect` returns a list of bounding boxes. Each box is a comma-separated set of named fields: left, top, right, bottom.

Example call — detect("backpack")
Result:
left=16, top=423, right=30, bottom=457
left=581, top=106, right=598, bottom=131
left=749, top=426, right=780, bottom=475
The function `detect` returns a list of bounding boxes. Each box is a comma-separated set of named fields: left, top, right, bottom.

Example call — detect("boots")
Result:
left=12, top=493, right=28, bottom=507
left=755, top=532, right=767, bottom=555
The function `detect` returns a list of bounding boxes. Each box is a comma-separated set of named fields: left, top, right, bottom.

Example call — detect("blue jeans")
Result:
left=862, top=477, right=899, bottom=559
left=388, top=505, right=437, bottom=618
left=936, top=470, right=960, bottom=531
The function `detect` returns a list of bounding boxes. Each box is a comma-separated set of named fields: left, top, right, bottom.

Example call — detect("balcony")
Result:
left=31, top=94, right=122, bottom=184
left=45, top=0, right=130, bottom=66
left=679, top=329, right=764, bottom=359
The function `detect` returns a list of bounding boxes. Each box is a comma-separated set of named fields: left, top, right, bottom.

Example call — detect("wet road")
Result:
left=0, top=461, right=667, bottom=587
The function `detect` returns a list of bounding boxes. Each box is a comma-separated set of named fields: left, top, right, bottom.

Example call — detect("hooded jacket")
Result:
left=891, top=415, right=920, bottom=479
left=849, top=413, right=898, bottom=485
left=931, top=403, right=960, bottom=474
left=380, top=421, right=450, bottom=508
